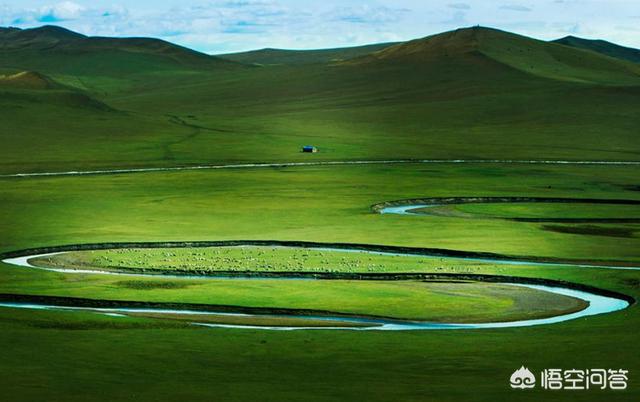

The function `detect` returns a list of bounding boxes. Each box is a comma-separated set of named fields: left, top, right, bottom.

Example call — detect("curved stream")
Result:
left=0, top=283, right=629, bottom=331
left=3, top=198, right=636, bottom=330
left=379, top=203, right=640, bottom=271
left=0, top=250, right=632, bottom=331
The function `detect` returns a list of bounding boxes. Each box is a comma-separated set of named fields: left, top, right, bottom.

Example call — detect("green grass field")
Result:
left=0, top=24, right=639, bottom=401
left=1, top=163, right=639, bottom=401
left=0, top=269, right=590, bottom=323
left=451, top=203, right=640, bottom=219
left=30, top=246, right=533, bottom=273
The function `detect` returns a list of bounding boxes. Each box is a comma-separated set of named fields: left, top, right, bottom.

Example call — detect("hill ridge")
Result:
left=553, top=35, right=640, bottom=64
left=0, top=25, right=240, bottom=73
left=346, top=26, right=640, bottom=85
left=218, top=42, right=399, bottom=65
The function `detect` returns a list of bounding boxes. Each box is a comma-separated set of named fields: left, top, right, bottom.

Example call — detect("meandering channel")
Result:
left=0, top=283, right=629, bottom=331
left=1, top=196, right=637, bottom=330
left=0, top=240, right=634, bottom=331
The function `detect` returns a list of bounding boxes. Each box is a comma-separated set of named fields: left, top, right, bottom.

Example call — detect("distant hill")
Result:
left=1, top=24, right=639, bottom=171
left=218, top=43, right=398, bottom=65
left=0, top=25, right=239, bottom=76
left=348, top=27, right=640, bottom=85
left=553, top=36, right=640, bottom=64
left=0, top=25, right=84, bottom=48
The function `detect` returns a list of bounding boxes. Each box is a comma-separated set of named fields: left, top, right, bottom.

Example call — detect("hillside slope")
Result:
left=553, top=35, right=640, bottom=64
left=350, top=27, right=640, bottom=85
left=0, top=25, right=639, bottom=173
left=0, top=71, right=59, bottom=89
left=0, top=25, right=239, bottom=76
left=218, top=43, right=398, bottom=65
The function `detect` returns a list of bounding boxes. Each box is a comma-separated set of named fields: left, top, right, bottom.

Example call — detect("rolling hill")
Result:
left=218, top=42, right=398, bottom=65
left=348, top=27, right=640, bottom=85
left=0, top=25, right=239, bottom=77
left=553, top=35, right=640, bottom=64
left=0, top=25, right=639, bottom=173
left=0, top=69, right=113, bottom=111
left=0, top=25, right=85, bottom=48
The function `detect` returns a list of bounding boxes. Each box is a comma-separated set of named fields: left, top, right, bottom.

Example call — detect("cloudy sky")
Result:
left=1, top=0, right=638, bottom=54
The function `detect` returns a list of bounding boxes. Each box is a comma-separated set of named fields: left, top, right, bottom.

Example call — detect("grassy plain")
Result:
left=410, top=202, right=640, bottom=231
left=16, top=246, right=589, bottom=323
left=2, top=164, right=638, bottom=261
left=32, top=246, right=522, bottom=273
left=452, top=202, right=640, bottom=219
left=0, top=163, right=639, bottom=401
left=0, top=270, right=589, bottom=323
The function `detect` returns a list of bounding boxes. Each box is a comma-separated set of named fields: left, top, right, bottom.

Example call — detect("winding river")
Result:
left=0, top=283, right=629, bottom=331
left=377, top=198, right=640, bottom=271
left=0, top=246, right=632, bottom=331
left=1, top=196, right=636, bottom=330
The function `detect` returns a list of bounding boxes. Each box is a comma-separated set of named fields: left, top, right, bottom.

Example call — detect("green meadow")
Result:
left=1, top=163, right=639, bottom=401
left=448, top=202, right=640, bottom=220
left=32, top=246, right=508, bottom=273
left=0, top=25, right=639, bottom=401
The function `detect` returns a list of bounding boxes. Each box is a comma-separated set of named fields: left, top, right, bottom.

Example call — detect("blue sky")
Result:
left=1, top=1, right=639, bottom=54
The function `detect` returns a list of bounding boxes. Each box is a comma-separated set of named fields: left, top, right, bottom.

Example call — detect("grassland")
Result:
left=0, top=268, right=589, bottom=323
left=410, top=201, right=640, bottom=231
left=450, top=202, right=640, bottom=220
left=2, top=164, right=638, bottom=261
left=218, top=42, right=398, bottom=65
left=31, top=246, right=520, bottom=273
left=17, top=246, right=593, bottom=323
left=554, top=35, right=640, bottom=64
left=0, top=25, right=639, bottom=402
left=0, top=162, right=638, bottom=401
left=1, top=27, right=639, bottom=174
left=123, top=312, right=374, bottom=328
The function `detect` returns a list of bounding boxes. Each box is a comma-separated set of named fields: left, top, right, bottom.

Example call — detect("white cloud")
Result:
left=41, top=1, right=84, bottom=20
left=499, top=4, right=532, bottom=12
left=448, top=3, right=471, bottom=10
left=1, top=1, right=127, bottom=25
left=328, top=5, right=410, bottom=24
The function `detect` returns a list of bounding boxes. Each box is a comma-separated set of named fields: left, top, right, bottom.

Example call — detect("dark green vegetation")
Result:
left=541, top=224, right=636, bottom=238
left=0, top=25, right=236, bottom=75
left=349, top=28, right=640, bottom=84
left=554, top=35, right=640, bottom=64
left=1, top=24, right=640, bottom=401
